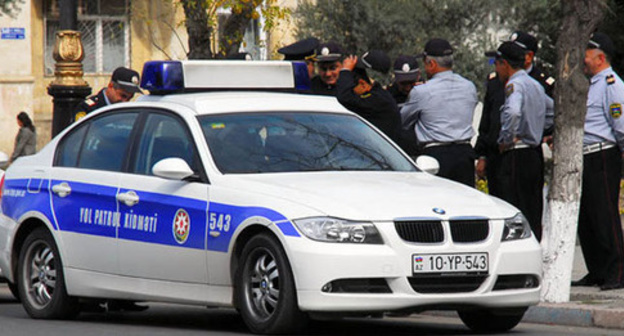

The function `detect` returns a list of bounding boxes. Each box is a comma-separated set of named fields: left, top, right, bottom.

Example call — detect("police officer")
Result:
left=310, top=42, right=345, bottom=96
left=386, top=55, right=423, bottom=108
left=278, top=37, right=319, bottom=79
left=494, top=41, right=548, bottom=242
left=400, top=38, right=478, bottom=186
left=336, top=50, right=401, bottom=141
left=475, top=31, right=555, bottom=197
left=73, top=67, right=142, bottom=122
left=572, top=33, right=624, bottom=291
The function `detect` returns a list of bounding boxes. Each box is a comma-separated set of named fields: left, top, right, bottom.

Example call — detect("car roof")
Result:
left=136, top=91, right=352, bottom=116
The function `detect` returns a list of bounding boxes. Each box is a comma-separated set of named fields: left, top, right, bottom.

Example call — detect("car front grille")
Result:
left=450, top=219, right=489, bottom=243
left=395, top=220, right=443, bottom=243
left=408, top=274, right=488, bottom=293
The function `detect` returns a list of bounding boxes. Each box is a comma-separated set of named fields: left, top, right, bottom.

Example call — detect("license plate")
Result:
left=412, top=253, right=488, bottom=274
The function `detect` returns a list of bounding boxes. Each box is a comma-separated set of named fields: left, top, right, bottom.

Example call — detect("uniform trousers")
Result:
left=485, top=151, right=504, bottom=197
left=498, top=146, right=543, bottom=241
left=423, top=144, right=475, bottom=187
left=578, top=147, right=624, bottom=285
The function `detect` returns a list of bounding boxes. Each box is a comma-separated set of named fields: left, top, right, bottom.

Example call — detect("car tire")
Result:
left=458, top=307, right=527, bottom=333
left=235, top=233, right=308, bottom=334
left=17, top=228, right=79, bottom=319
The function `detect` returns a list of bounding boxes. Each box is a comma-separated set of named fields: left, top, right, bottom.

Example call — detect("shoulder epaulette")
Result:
left=85, top=98, right=96, bottom=107
left=488, top=72, right=497, bottom=80
left=360, top=93, right=372, bottom=99
left=607, top=74, right=616, bottom=85
left=545, top=77, right=555, bottom=85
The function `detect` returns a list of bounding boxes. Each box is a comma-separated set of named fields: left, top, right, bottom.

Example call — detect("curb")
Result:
left=524, top=302, right=624, bottom=329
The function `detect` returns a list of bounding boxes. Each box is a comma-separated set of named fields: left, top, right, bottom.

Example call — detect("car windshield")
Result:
left=199, top=112, right=418, bottom=174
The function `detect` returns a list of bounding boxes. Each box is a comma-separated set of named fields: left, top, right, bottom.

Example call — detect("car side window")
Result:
left=56, top=125, right=88, bottom=167
left=62, top=113, right=138, bottom=172
left=132, top=112, right=196, bottom=176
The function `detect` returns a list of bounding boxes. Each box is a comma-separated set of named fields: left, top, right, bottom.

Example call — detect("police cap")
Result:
left=494, top=41, right=526, bottom=64
left=278, top=37, right=319, bottom=61
left=393, top=55, right=420, bottom=82
left=588, top=32, right=615, bottom=59
left=111, top=67, right=142, bottom=94
left=356, top=49, right=391, bottom=73
left=316, top=42, right=345, bottom=63
left=509, top=31, right=538, bottom=53
left=418, top=38, right=453, bottom=57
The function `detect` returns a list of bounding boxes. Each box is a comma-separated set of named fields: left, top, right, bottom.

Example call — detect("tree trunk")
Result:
left=219, top=1, right=257, bottom=58
left=182, top=0, right=214, bottom=59
left=541, top=0, right=606, bottom=303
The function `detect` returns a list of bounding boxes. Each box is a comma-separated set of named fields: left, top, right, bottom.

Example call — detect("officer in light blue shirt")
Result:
left=400, top=38, right=478, bottom=187
left=494, top=41, right=547, bottom=242
left=573, top=32, right=624, bottom=291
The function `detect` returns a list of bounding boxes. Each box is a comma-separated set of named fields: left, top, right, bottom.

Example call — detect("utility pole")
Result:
left=47, top=0, right=91, bottom=137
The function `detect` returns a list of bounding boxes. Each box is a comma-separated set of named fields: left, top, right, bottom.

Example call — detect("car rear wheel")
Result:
left=235, top=233, right=307, bottom=334
left=17, top=228, right=79, bottom=319
left=458, top=307, right=527, bottom=333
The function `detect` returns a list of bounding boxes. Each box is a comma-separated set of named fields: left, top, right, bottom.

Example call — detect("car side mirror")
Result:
left=152, top=158, right=195, bottom=180
left=415, top=155, right=439, bottom=175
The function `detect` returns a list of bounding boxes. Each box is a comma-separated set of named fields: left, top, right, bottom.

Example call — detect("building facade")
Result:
left=0, top=0, right=298, bottom=156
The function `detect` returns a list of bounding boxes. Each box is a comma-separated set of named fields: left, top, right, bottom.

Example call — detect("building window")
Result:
left=44, top=0, right=129, bottom=75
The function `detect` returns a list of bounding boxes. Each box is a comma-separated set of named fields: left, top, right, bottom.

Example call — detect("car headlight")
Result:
left=502, top=213, right=532, bottom=241
left=293, top=217, right=383, bottom=244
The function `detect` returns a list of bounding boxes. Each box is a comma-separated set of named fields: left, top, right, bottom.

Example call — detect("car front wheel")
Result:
left=235, top=233, right=307, bottom=334
left=17, top=228, right=79, bottom=319
left=458, top=307, right=527, bottom=333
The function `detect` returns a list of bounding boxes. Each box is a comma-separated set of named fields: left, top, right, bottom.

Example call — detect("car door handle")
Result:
left=117, top=191, right=140, bottom=207
left=51, top=182, right=71, bottom=198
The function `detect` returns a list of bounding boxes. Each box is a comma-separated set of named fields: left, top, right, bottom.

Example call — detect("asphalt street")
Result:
left=0, top=285, right=621, bottom=336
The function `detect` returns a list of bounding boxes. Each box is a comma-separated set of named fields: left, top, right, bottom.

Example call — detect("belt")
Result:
left=502, top=140, right=535, bottom=152
left=583, top=141, right=616, bottom=155
left=423, top=140, right=471, bottom=149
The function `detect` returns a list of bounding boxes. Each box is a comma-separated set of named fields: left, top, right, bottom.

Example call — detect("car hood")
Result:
left=220, top=172, right=518, bottom=221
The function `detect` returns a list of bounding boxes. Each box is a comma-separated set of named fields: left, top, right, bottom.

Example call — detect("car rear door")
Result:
left=50, top=111, right=139, bottom=274
left=116, top=110, right=209, bottom=283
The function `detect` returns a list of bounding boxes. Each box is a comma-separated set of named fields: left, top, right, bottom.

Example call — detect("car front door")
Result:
left=116, top=110, right=209, bottom=283
left=50, top=111, right=139, bottom=274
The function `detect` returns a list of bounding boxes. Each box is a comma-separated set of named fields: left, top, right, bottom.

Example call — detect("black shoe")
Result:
left=571, top=274, right=601, bottom=287
left=600, top=282, right=624, bottom=291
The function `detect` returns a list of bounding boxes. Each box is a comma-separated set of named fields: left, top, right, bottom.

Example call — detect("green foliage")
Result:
left=294, top=0, right=568, bottom=92
left=0, top=0, right=23, bottom=18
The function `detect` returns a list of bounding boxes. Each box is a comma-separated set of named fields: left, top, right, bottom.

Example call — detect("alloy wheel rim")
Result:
left=247, top=248, right=280, bottom=319
left=25, top=241, right=57, bottom=308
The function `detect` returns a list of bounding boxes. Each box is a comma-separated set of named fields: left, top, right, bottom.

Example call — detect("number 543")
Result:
left=209, top=212, right=232, bottom=232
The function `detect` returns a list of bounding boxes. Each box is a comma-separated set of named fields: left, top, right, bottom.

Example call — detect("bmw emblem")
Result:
left=432, top=208, right=446, bottom=215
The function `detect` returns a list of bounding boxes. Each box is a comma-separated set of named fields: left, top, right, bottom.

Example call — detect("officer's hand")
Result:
left=476, top=158, right=487, bottom=179
left=342, top=55, right=358, bottom=71
left=543, top=135, right=554, bottom=150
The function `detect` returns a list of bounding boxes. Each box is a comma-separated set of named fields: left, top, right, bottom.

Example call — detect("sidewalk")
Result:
left=522, top=245, right=624, bottom=329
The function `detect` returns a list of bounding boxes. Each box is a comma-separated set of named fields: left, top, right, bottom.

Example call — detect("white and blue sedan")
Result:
left=0, top=61, right=541, bottom=334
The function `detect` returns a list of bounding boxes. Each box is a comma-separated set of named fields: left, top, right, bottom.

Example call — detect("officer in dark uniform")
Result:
left=386, top=55, right=423, bottom=108
left=336, top=50, right=401, bottom=142
left=475, top=31, right=555, bottom=197
left=310, top=42, right=344, bottom=96
left=278, top=37, right=319, bottom=79
left=73, top=67, right=142, bottom=122
left=494, top=41, right=548, bottom=242
left=572, top=33, right=624, bottom=291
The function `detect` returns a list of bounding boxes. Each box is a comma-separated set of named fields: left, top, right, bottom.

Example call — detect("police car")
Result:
left=0, top=61, right=541, bottom=334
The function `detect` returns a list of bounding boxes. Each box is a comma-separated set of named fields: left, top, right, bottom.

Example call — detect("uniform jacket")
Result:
left=310, top=76, right=337, bottom=96
left=584, top=67, right=624, bottom=150
left=73, top=89, right=109, bottom=122
left=336, top=70, right=401, bottom=142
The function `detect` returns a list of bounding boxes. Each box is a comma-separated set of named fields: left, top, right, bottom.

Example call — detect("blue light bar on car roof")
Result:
left=140, top=60, right=311, bottom=94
